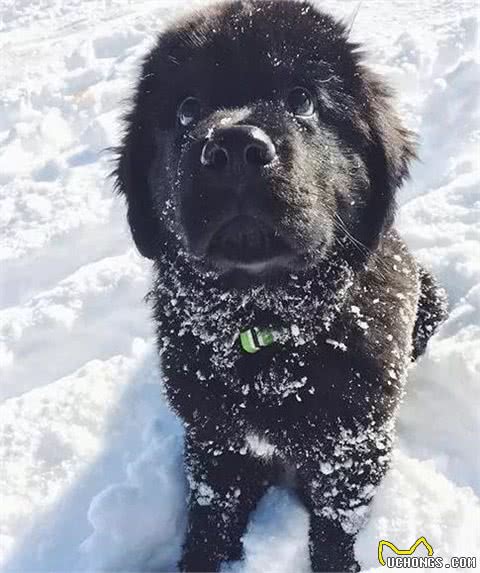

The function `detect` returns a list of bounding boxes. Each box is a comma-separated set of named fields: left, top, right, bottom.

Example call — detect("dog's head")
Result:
left=115, top=0, right=415, bottom=284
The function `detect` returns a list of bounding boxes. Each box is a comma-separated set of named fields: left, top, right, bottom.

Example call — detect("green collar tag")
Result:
left=239, top=327, right=276, bottom=354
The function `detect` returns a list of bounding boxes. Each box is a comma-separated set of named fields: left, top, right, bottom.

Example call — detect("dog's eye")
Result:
left=177, top=97, right=201, bottom=127
left=287, top=87, right=315, bottom=117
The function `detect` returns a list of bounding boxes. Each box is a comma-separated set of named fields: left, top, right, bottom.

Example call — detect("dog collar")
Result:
left=239, top=325, right=301, bottom=354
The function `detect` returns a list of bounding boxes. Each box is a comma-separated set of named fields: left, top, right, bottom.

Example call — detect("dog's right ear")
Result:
left=113, top=77, right=161, bottom=260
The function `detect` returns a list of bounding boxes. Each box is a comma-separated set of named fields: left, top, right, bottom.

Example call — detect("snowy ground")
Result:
left=1, top=0, right=479, bottom=571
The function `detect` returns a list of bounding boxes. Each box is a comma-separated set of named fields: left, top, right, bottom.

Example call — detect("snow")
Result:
left=0, top=0, right=479, bottom=571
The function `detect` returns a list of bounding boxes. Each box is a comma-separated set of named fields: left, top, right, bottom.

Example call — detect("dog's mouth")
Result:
left=207, top=215, right=293, bottom=271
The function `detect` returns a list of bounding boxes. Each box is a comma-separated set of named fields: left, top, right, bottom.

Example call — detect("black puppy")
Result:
left=114, top=1, right=447, bottom=571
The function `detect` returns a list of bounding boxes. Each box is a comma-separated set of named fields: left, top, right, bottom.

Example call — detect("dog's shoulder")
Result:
left=335, top=231, right=420, bottom=364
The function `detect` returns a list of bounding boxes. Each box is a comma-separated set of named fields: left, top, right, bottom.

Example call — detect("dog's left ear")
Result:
left=112, top=61, right=163, bottom=260
left=362, top=73, right=417, bottom=246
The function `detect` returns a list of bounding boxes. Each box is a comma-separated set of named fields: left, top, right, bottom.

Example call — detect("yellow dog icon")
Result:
left=378, top=536, right=434, bottom=566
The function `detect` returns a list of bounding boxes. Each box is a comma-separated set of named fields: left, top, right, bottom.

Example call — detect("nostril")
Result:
left=201, top=141, right=229, bottom=169
left=244, top=141, right=276, bottom=166
left=245, top=144, right=264, bottom=166
left=212, top=147, right=228, bottom=169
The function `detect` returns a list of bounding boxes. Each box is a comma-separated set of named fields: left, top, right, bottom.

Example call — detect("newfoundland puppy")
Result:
left=114, top=1, right=447, bottom=571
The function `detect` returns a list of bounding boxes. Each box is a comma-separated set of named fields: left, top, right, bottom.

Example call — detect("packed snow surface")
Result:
left=1, top=0, right=479, bottom=571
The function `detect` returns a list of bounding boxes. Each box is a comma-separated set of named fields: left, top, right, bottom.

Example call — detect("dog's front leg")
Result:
left=295, top=428, right=393, bottom=573
left=298, top=465, right=364, bottom=572
left=306, top=513, right=360, bottom=573
left=180, top=434, right=273, bottom=572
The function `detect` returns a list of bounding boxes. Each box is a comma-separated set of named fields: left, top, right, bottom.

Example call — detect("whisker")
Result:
left=332, top=213, right=390, bottom=281
left=334, top=214, right=369, bottom=255
left=347, top=0, right=364, bottom=39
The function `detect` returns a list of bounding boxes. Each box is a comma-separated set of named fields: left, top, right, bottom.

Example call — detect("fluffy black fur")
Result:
left=113, top=1, right=448, bottom=571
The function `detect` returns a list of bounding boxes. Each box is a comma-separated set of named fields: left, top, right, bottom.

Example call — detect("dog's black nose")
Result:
left=201, top=125, right=276, bottom=170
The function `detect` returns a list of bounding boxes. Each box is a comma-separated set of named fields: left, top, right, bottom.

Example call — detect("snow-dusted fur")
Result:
left=148, top=231, right=444, bottom=572
left=113, top=1, right=448, bottom=571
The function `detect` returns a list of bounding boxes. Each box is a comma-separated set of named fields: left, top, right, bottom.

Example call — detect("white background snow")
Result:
left=0, top=0, right=479, bottom=571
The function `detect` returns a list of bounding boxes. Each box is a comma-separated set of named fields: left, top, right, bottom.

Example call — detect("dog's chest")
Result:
left=245, top=432, right=277, bottom=458
left=233, top=345, right=319, bottom=405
